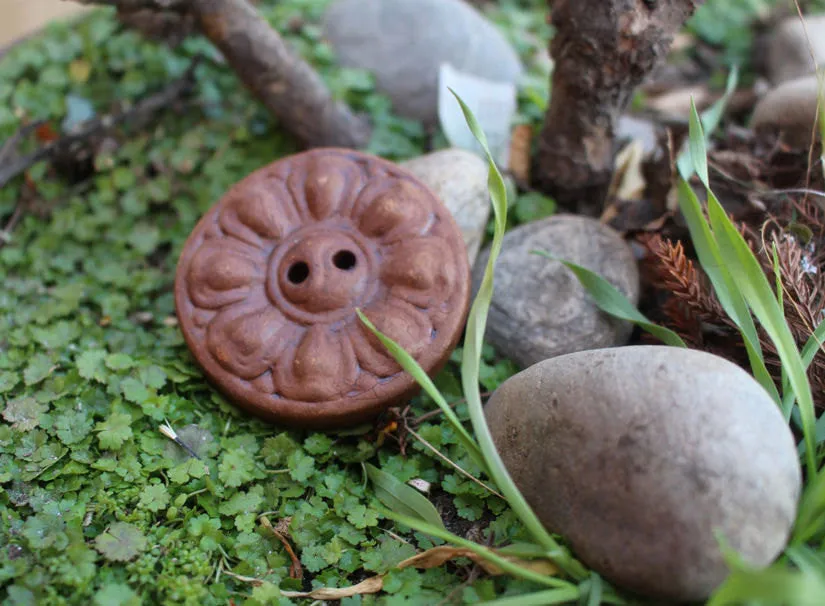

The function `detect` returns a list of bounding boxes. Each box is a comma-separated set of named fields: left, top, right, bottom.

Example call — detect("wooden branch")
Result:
left=533, top=0, right=705, bottom=216
left=70, top=0, right=372, bottom=149
left=70, top=0, right=187, bottom=11
left=0, top=58, right=199, bottom=189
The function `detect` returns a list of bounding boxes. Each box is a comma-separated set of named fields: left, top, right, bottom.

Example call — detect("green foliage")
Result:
left=1, top=0, right=804, bottom=603
left=0, top=5, right=547, bottom=603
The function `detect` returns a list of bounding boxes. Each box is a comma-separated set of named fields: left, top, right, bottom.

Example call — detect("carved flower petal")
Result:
left=380, top=237, right=456, bottom=307
left=275, top=324, right=359, bottom=401
left=206, top=302, right=300, bottom=380
left=187, top=238, right=265, bottom=309
left=354, top=300, right=433, bottom=375
left=347, top=323, right=399, bottom=378
left=290, top=154, right=365, bottom=221
left=357, top=180, right=433, bottom=243
left=219, top=179, right=298, bottom=247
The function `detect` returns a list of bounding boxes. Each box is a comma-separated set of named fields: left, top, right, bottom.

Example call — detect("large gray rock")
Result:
left=322, top=0, right=523, bottom=124
left=751, top=75, right=824, bottom=148
left=766, top=14, right=825, bottom=85
left=472, top=214, right=639, bottom=368
left=401, top=149, right=490, bottom=264
left=485, top=346, right=801, bottom=602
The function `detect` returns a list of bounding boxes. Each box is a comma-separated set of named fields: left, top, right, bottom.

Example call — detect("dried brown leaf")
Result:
left=279, top=545, right=559, bottom=599
left=280, top=575, right=384, bottom=599
left=508, top=124, right=532, bottom=183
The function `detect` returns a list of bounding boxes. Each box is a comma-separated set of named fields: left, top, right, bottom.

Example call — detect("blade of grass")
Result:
left=531, top=251, right=687, bottom=348
left=689, top=101, right=710, bottom=188
left=794, top=462, right=825, bottom=544
left=682, top=99, right=782, bottom=406
left=451, top=89, right=586, bottom=580
left=786, top=545, right=825, bottom=576
left=677, top=180, right=781, bottom=406
left=705, top=190, right=817, bottom=476
left=678, top=103, right=783, bottom=407
left=676, top=65, right=739, bottom=181
left=378, top=507, right=573, bottom=590
left=583, top=572, right=604, bottom=606
left=707, top=563, right=825, bottom=606
left=799, top=316, right=825, bottom=371
left=476, top=588, right=581, bottom=606
left=356, top=309, right=486, bottom=473
left=783, top=315, right=825, bottom=418
left=365, top=463, right=446, bottom=531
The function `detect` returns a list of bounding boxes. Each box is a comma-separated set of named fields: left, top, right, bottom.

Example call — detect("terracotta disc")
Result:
left=174, top=148, right=471, bottom=429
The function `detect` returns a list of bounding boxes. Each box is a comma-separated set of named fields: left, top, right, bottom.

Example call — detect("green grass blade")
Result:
left=681, top=99, right=774, bottom=398
left=450, top=89, right=586, bottom=580
left=531, top=251, right=687, bottom=348
left=702, top=64, right=739, bottom=136
left=583, top=572, right=604, bottom=606
left=378, top=506, right=572, bottom=590
left=356, top=310, right=486, bottom=473
left=688, top=99, right=710, bottom=188
left=786, top=545, right=825, bottom=576
left=782, top=316, right=825, bottom=414
left=707, top=563, right=825, bottom=606
left=478, top=588, right=581, bottom=606
left=794, top=464, right=825, bottom=544
left=676, top=66, right=738, bottom=181
left=705, top=193, right=817, bottom=476
left=676, top=181, right=781, bottom=406
left=365, top=463, right=446, bottom=531
left=800, top=317, right=825, bottom=370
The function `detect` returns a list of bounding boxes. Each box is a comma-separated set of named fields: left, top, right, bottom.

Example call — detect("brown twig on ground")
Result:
left=259, top=516, right=303, bottom=580
left=0, top=56, right=201, bottom=190
left=71, top=0, right=371, bottom=148
left=533, top=0, right=706, bottom=216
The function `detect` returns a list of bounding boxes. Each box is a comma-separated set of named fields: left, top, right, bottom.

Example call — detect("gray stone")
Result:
left=767, top=14, right=825, bottom=85
left=401, top=149, right=490, bottom=264
left=617, top=115, right=660, bottom=156
left=322, top=0, right=523, bottom=125
left=751, top=75, right=824, bottom=148
left=472, top=214, right=639, bottom=368
left=485, top=346, right=801, bottom=602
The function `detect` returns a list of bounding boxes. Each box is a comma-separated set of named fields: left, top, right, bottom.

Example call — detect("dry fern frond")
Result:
left=642, top=234, right=727, bottom=323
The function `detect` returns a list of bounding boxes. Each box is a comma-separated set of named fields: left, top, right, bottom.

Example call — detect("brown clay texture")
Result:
left=174, top=148, right=471, bottom=429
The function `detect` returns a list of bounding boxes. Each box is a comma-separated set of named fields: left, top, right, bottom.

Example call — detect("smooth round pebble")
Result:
left=401, top=149, right=490, bottom=264
left=751, top=75, right=824, bottom=147
left=485, top=346, right=802, bottom=602
left=322, top=0, right=523, bottom=125
left=766, top=14, right=825, bottom=85
left=472, top=214, right=639, bottom=368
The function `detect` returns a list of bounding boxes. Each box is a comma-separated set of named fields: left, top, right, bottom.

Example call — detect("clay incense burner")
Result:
left=174, top=148, right=471, bottom=429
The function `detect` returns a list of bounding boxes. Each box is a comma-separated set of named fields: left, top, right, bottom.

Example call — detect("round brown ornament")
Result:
left=174, top=148, right=471, bottom=429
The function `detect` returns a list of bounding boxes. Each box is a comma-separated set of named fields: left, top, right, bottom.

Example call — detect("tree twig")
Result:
left=70, top=0, right=372, bottom=148
left=70, top=0, right=188, bottom=11
left=0, top=56, right=201, bottom=189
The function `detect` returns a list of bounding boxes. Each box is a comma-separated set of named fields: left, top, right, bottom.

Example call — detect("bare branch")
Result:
left=70, top=0, right=372, bottom=148
left=68, top=0, right=188, bottom=10
left=0, top=57, right=200, bottom=189
left=189, top=0, right=370, bottom=147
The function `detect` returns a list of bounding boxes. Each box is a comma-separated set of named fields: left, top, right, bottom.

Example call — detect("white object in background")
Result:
left=437, top=62, right=516, bottom=167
